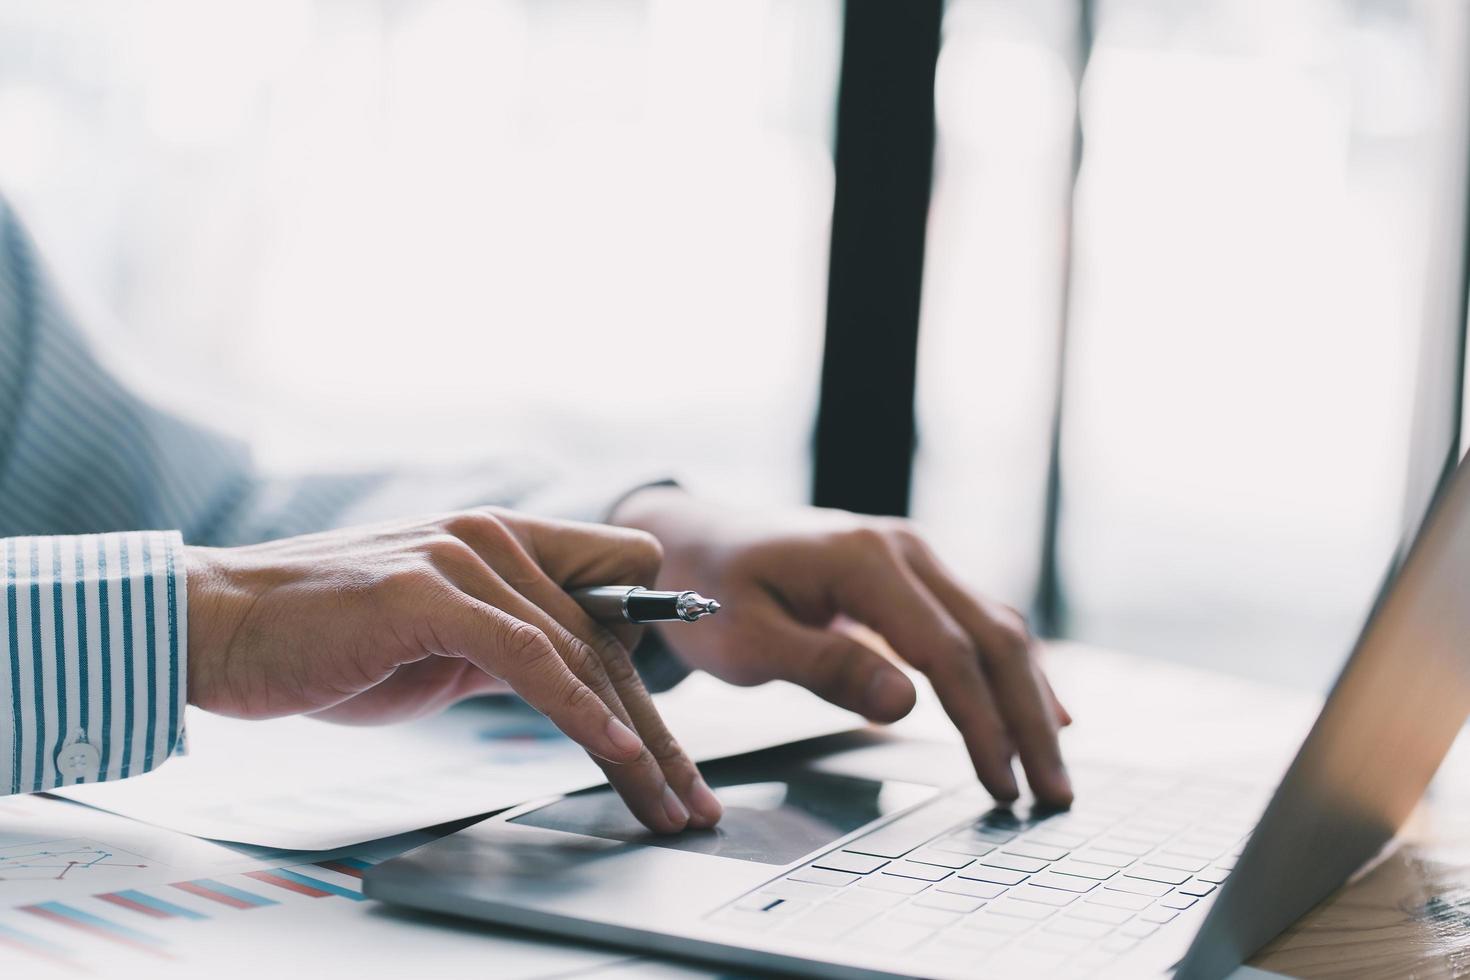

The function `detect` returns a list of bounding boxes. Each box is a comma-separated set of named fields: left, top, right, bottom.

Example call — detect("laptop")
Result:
left=366, top=13, right=1470, bottom=979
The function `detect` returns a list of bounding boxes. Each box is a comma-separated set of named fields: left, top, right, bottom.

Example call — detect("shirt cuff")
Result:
left=1, top=530, right=187, bottom=794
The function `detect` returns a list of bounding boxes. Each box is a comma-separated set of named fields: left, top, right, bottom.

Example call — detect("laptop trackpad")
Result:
left=513, top=753, right=938, bottom=866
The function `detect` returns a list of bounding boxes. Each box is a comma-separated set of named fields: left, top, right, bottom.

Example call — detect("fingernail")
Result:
left=865, top=671, right=914, bottom=720
left=687, top=777, right=724, bottom=827
left=604, top=717, right=643, bottom=758
left=662, top=784, right=690, bottom=828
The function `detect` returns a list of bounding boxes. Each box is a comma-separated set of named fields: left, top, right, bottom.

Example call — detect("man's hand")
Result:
left=185, top=509, right=723, bottom=834
left=615, top=487, right=1073, bottom=806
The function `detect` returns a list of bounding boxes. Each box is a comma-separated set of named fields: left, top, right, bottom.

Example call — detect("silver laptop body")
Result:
left=366, top=443, right=1470, bottom=979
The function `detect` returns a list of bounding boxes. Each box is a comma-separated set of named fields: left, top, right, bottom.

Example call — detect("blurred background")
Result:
left=0, top=0, right=1463, bottom=692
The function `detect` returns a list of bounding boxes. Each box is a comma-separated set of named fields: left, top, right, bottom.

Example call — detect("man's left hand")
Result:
left=614, top=486, right=1073, bottom=807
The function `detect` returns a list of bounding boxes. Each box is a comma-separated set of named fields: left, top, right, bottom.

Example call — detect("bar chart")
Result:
left=0, top=857, right=376, bottom=974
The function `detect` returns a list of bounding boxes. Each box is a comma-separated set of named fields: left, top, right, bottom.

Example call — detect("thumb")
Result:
left=765, top=616, right=917, bottom=723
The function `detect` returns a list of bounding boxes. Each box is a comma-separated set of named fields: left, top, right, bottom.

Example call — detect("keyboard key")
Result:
left=908, top=848, right=975, bottom=870
left=988, top=948, right=1069, bottom=973
left=847, top=800, right=996, bottom=860
left=860, top=874, right=931, bottom=896
left=757, top=879, right=833, bottom=902
left=935, top=878, right=1008, bottom=900
left=1005, top=841, right=1069, bottom=862
left=1101, top=828, right=1169, bottom=848
left=1123, top=865, right=1191, bottom=886
left=1066, top=903, right=1134, bottom=925
left=1029, top=871, right=1097, bottom=893
left=829, top=887, right=906, bottom=909
left=781, top=902, right=877, bottom=941
left=849, top=919, right=936, bottom=952
left=958, top=865, right=1029, bottom=886
left=963, top=910, right=1035, bottom=933
left=927, top=927, right=1010, bottom=951
left=710, top=907, right=787, bottom=931
left=787, top=867, right=859, bottom=888
left=1101, top=934, right=1139, bottom=953
left=1092, top=836, right=1155, bottom=856
left=812, top=851, right=889, bottom=875
left=1178, top=880, right=1217, bottom=898
left=1165, top=839, right=1227, bottom=860
left=1148, top=853, right=1207, bottom=873
left=1158, top=894, right=1197, bottom=911
left=1121, top=920, right=1160, bottom=938
left=1027, top=829, right=1090, bottom=849
left=1009, top=884, right=1077, bottom=907
left=889, top=904, right=962, bottom=928
left=931, top=836, right=995, bottom=858
left=982, top=853, right=1049, bottom=874
left=1044, top=916, right=1114, bottom=940
left=1105, top=878, right=1172, bottom=897
left=1022, top=931, right=1092, bottom=954
left=1137, top=907, right=1177, bottom=925
left=1073, top=848, right=1137, bottom=868
left=1085, top=890, right=1153, bottom=911
left=1195, top=867, right=1231, bottom=884
left=884, top=861, right=952, bottom=882
left=985, top=898, right=1058, bottom=921
left=913, top=891, right=986, bottom=913
left=734, top=892, right=804, bottom=912
left=1049, top=859, right=1117, bottom=881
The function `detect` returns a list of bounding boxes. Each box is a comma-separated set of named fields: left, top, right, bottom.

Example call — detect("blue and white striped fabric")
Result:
left=0, top=194, right=664, bottom=796
left=2, top=532, right=183, bottom=793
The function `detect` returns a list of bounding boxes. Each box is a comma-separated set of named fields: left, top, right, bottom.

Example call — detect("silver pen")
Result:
left=571, top=586, right=722, bottom=624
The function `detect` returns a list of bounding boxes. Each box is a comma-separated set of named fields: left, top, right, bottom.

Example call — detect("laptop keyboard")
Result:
left=708, top=769, right=1260, bottom=978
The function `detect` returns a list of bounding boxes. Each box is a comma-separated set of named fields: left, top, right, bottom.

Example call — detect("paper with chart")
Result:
left=54, top=674, right=864, bottom=849
left=0, top=794, right=642, bottom=980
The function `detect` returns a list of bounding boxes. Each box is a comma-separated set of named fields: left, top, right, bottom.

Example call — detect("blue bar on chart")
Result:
left=246, top=867, right=365, bottom=902
left=22, top=901, right=171, bottom=958
left=171, top=879, right=279, bottom=910
left=0, top=919, right=80, bottom=971
left=99, top=889, right=209, bottom=921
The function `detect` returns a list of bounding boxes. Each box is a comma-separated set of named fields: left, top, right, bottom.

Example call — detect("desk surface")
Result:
left=1, top=643, right=1465, bottom=979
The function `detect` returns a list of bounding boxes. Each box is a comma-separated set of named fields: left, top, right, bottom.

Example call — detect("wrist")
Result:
left=610, top=484, right=693, bottom=538
left=184, top=545, right=252, bottom=711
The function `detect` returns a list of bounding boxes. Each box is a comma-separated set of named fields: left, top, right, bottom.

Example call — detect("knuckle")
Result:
left=622, top=528, right=663, bottom=577
left=841, top=524, right=892, bottom=554
left=502, top=621, right=552, bottom=664
left=938, top=626, right=976, bottom=663
left=643, top=727, right=685, bottom=763
left=559, top=675, right=599, bottom=715
left=447, top=510, right=519, bottom=553
left=993, top=618, right=1033, bottom=661
left=421, top=533, right=476, bottom=566
left=599, top=646, right=639, bottom=687
left=380, top=559, right=438, bottom=595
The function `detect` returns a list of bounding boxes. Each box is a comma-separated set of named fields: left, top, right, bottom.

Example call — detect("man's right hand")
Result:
left=183, top=508, right=723, bottom=835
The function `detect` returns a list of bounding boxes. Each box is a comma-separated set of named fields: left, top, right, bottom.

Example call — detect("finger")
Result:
left=1042, top=669, right=1073, bottom=727
left=452, top=509, right=660, bottom=664
left=749, top=596, right=916, bottom=722
left=901, top=542, right=1072, bottom=805
left=433, top=525, right=707, bottom=832
left=472, top=509, right=664, bottom=591
left=510, top=573, right=723, bottom=831
left=430, top=598, right=650, bottom=769
left=824, top=540, right=1021, bottom=801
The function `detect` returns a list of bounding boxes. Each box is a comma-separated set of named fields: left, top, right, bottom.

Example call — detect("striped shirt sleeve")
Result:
left=0, top=530, right=186, bottom=794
